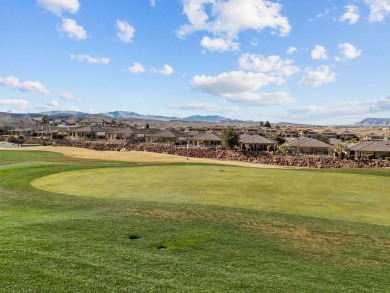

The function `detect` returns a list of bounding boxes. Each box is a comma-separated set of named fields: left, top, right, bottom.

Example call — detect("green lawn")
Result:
left=1, top=150, right=390, bottom=292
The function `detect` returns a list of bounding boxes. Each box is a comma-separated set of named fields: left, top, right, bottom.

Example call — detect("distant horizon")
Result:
left=1, top=1, right=390, bottom=125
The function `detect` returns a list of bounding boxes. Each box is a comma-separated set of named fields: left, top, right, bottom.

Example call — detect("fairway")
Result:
left=2, top=149, right=390, bottom=293
left=32, top=165, right=390, bottom=226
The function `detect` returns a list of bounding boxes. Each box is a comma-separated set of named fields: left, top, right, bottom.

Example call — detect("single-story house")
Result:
left=285, top=137, right=332, bottom=155
left=68, top=126, right=112, bottom=139
left=191, top=132, right=222, bottom=147
left=346, top=141, right=390, bottom=159
left=239, top=135, right=277, bottom=151
left=146, top=129, right=190, bottom=144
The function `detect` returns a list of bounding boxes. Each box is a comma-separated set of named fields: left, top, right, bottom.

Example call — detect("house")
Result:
left=321, top=129, right=337, bottom=139
left=106, top=127, right=143, bottom=142
left=190, top=132, right=222, bottom=147
left=146, top=129, right=189, bottom=144
left=364, top=133, right=385, bottom=141
left=339, top=130, right=357, bottom=141
left=346, top=141, right=390, bottom=159
left=285, top=137, right=332, bottom=155
left=245, top=126, right=259, bottom=135
left=239, top=135, right=277, bottom=151
left=68, top=126, right=112, bottom=139
left=302, top=129, right=318, bottom=139
left=260, top=127, right=279, bottom=138
left=279, top=128, right=299, bottom=138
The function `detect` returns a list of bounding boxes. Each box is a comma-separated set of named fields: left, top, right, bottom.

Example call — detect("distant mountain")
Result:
left=355, top=118, right=390, bottom=126
left=34, top=110, right=248, bottom=123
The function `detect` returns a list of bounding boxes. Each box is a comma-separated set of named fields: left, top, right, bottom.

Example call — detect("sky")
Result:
left=1, top=0, right=390, bottom=125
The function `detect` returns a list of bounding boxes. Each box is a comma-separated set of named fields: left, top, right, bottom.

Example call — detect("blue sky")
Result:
left=1, top=0, right=390, bottom=124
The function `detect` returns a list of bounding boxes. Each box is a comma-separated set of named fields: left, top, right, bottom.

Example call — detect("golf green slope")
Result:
left=32, top=165, right=390, bottom=226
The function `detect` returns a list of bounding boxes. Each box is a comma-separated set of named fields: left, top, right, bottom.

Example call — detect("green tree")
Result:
left=264, top=121, right=271, bottom=128
left=333, top=143, right=346, bottom=159
left=259, top=121, right=264, bottom=127
left=145, top=123, right=150, bottom=129
left=222, top=126, right=239, bottom=149
left=278, top=144, right=290, bottom=156
left=271, top=134, right=285, bottom=145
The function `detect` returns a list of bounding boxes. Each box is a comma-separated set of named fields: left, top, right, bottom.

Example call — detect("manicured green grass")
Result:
left=1, top=150, right=390, bottom=292
left=33, top=165, right=390, bottom=226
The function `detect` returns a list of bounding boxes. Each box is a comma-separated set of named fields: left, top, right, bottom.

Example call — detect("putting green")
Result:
left=32, top=165, right=390, bottom=226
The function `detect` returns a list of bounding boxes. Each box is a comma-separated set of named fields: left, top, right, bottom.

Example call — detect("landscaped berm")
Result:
left=1, top=148, right=390, bottom=292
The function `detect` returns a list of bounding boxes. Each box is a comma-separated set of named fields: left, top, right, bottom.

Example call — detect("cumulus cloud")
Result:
left=191, top=70, right=294, bottom=105
left=59, top=18, right=88, bottom=40
left=200, top=36, right=239, bottom=51
left=311, top=45, right=328, bottom=60
left=167, top=101, right=239, bottom=113
left=300, top=65, right=336, bottom=87
left=125, top=62, right=145, bottom=74
left=47, top=100, right=60, bottom=108
left=0, top=76, right=50, bottom=96
left=364, top=0, right=390, bottom=22
left=238, top=53, right=299, bottom=77
left=0, top=99, right=30, bottom=111
left=339, top=4, right=360, bottom=24
left=116, top=20, right=135, bottom=43
left=60, top=92, right=78, bottom=101
left=177, top=0, right=290, bottom=51
left=154, top=64, right=174, bottom=76
left=70, top=54, right=110, bottom=64
left=37, top=0, right=80, bottom=16
left=339, top=43, right=362, bottom=59
left=286, top=46, right=297, bottom=55
left=150, top=0, right=156, bottom=7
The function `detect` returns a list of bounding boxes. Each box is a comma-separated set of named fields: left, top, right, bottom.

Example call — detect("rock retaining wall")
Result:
left=49, top=139, right=390, bottom=169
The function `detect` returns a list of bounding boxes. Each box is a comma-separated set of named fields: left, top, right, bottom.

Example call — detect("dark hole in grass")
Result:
left=157, top=245, right=167, bottom=250
left=219, top=170, right=225, bottom=172
left=129, top=234, right=140, bottom=240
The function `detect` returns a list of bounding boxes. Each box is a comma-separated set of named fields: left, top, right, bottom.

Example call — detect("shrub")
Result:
left=366, top=154, right=374, bottom=161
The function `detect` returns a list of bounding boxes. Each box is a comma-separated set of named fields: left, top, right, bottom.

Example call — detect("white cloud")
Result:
left=60, top=92, right=78, bottom=101
left=59, top=18, right=88, bottom=40
left=150, top=0, right=156, bottom=7
left=339, top=5, right=360, bottom=24
left=191, top=70, right=294, bottom=105
left=116, top=20, right=135, bottom=43
left=47, top=100, right=60, bottom=108
left=286, top=46, right=297, bottom=55
left=238, top=53, right=299, bottom=77
left=364, top=0, right=390, bottom=22
left=177, top=0, right=290, bottom=51
left=157, top=64, right=174, bottom=76
left=167, top=101, right=239, bottom=113
left=126, top=62, right=145, bottom=74
left=311, top=45, right=328, bottom=60
left=70, top=54, right=110, bottom=64
left=287, top=105, right=366, bottom=117
left=200, top=36, right=239, bottom=52
left=37, top=0, right=80, bottom=16
left=339, top=43, right=362, bottom=59
left=0, top=99, right=30, bottom=110
left=300, top=65, right=336, bottom=87
left=0, top=76, right=50, bottom=96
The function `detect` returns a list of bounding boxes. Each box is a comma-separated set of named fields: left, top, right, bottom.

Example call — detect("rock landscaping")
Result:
left=48, top=139, right=390, bottom=168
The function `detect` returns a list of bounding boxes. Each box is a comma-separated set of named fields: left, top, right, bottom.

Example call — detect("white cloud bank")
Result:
left=364, top=0, right=390, bottom=22
left=116, top=20, right=135, bottom=43
left=300, top=65, right=336, bottom=87
left=0, top=99, right=30, bottom=111
left=177, top=0, right=290, bottom=52
left=238, top=53, right=299, bottom=77
left=167, top=102, right=239, bottom=113
left=37, top=0, right=80, bottom=16
left=59, top=18, right=88, bottom=40
left=311, top=45, right=328, bottom=60
left=191, top=70, right=294, bottom=105
left=0, top=76, right=50, bottom=96
left=339, top=5, right=360, bottom=24
left=126, top=62, right=145, bottom=74
left=70, top=54, right=110, bottom=64
left=339, top=43, right=362, bottom=59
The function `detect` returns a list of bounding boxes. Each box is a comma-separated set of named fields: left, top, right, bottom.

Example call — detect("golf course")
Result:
left=1, top=147, right=390, bottom=292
